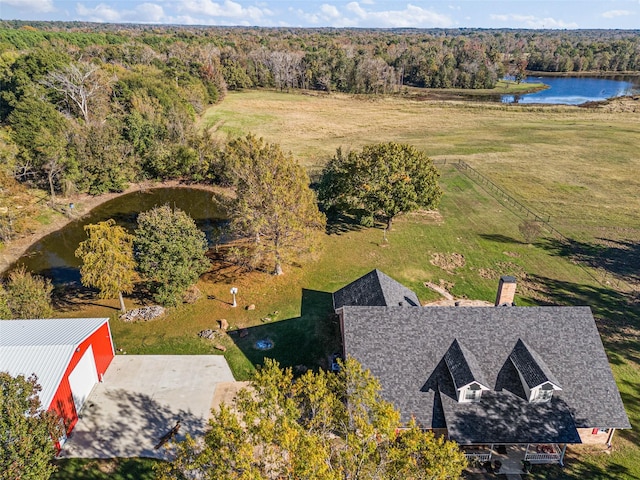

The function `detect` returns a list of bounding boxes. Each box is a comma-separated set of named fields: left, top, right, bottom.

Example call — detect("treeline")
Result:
left=2, top=23, right=640, bottom=94
left=1, top=23, right=639, bottom=241
left=0, top=37, right=228, bottom=193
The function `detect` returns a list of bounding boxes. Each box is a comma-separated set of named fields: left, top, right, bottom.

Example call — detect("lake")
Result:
left=501, top=75, right=640, bottom=105
left=8, top=188, right=226, bottom=286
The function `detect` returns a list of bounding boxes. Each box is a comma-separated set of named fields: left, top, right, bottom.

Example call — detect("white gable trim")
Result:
left=456, top=381, right=491, bottom=392
left=0, top=318, right=109, bottom=410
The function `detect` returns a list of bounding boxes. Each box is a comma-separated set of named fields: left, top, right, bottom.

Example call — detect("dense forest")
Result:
left=1, top=21, right=639, bottom=242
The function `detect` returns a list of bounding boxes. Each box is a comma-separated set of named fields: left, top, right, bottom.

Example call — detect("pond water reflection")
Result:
left=502, top=75, right=640, bottom=105
left=9, top=188, right=226, bottom=286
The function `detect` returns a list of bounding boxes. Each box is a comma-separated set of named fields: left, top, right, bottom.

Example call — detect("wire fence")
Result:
left=436, top=158, right=565, bottom=237
left=435, top=158, right=622, bottom=289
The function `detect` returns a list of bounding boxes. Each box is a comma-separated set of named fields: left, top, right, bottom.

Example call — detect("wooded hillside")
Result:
left=1, top=22, right=638, bottom=242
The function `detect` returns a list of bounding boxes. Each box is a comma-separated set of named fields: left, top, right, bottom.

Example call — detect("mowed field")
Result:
left=202, top=91, right=639, bottom=478
left=55, top=91, right=639, bottom=479
left=202, top=90, right=640, bottom=238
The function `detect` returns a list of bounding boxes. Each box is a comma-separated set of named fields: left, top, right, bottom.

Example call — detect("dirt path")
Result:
left=0, top=180, right=226, bottom=274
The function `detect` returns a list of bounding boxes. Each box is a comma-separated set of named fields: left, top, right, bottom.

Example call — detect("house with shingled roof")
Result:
left=333, top=270, right=630, bottom=468
left=333, top=268, right=420, bottom=309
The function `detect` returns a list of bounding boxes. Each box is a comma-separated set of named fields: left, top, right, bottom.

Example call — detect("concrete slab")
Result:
left=59, top=355, right=237, bottom=459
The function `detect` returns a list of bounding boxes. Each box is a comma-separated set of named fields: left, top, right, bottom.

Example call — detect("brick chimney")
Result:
left=495, top=276, right=516, bottom=306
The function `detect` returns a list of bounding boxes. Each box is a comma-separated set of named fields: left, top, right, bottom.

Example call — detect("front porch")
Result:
left=463, top=443, right=567, bottom=474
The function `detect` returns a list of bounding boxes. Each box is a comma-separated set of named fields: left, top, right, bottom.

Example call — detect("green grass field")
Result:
left=51, top=458, right=159, bottom=480
left=60, top=91, right=640, bottom=479
left=202, top=90, right=640, bottom=238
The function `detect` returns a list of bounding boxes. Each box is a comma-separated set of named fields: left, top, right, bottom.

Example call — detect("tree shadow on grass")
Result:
left=527, top=457, right=631, bottom=480
left=325, top=212, right=368, bottom=236
left=541, top=237, right=640, bottom=283
left=478, top=233, right=525, bottom=245
left=52, top=284, right=121, bottom=312
left=229, top=289, right=339, bottom=373
left=52, top=457, right=160, bottom=480
left=523, top=274, right=640, bottom=446
left=52, top=282, right=155, bottom=313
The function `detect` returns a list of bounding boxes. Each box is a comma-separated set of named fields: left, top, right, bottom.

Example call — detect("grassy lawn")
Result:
left=51, top=458, right=159, bottom=479
left=403, top=79, right=548, bottom=97
left=62, top=165, right=605, bottom=374
left=56, top=92, right=640, bottom=479
left=202, top=90, right=640, bottom=238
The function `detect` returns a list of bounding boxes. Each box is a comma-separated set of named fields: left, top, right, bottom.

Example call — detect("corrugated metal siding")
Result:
left=1, top=345, right=75, bottom=409
left=50, top=376, right=77, bottom=435
left=0, top=318, right=111, bottom=411
left=88, top=323, right=115, bottom=376
left=0, top=318, right=110, bottom=346
left=50, top=322, right=115, bottom=437
left=49, top=326, right=115, bottom=438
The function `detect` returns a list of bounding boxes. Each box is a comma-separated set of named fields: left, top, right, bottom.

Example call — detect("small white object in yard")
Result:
left=230, top=287, right=238, bottom=307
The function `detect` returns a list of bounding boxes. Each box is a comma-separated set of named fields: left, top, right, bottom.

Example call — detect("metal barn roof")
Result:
left=0, top=318, right=110, bottom=410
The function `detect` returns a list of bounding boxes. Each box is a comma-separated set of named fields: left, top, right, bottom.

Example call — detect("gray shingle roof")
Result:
left=510, top=339, right=561, bottom=389
left=443, top=339, right=490, bottom=390
left=341, top=305, right=630, bottom=444
left=440, top=390, right=581, bottom=444
left=333, top=269, right=420, bottom=309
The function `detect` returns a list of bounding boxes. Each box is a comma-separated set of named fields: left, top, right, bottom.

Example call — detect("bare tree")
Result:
left=355, top=56, right=398, bottom=94
left=266, top=51, right=303, bottom=91
left=41, top=62, right=108, bottom=123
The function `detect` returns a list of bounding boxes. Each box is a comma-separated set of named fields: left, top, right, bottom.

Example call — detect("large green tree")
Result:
left=75, top=219, right=136, bottom=313
left=319, top=143, right=442, bottom=230
left=7, top=95, right=76, bottom=200
left=157, top=358, right=466, bottom=480
left=0, top=372, right=63, bottom=480
left=1, top=266, right=53, bottom=319
left=134, top=204, right=209, bottom=306
left=225, top=135, right=326, bottom=275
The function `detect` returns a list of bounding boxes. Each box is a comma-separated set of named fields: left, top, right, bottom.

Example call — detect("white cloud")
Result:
left=354, top=2, right=453, bottom=27
left=76, top=2, right=166, bottom=23
left=602, top=9, right=634, bottom=19
left=489, top=13, right=578, bottom=29
left=298, top=4, right=357, bottom=26
left=176, top=0, right=272, bottom=22
left=301, top=2, right=453, bottom=28
left=4, top=0, right=54, bottom=12
left=320, top=4, right=341, bottom=19
left=136, top=3, right=165, bottom=23
left=76, top=3, right=124, bottom=22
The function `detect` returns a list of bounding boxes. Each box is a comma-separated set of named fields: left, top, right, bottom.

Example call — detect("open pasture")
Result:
left=60, top=92, right=640, bottom=479
left=203, top=90, right=640, bottom=238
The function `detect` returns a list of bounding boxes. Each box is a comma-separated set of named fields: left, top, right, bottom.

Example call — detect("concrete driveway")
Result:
left=59, top=355, right=237, bottom=459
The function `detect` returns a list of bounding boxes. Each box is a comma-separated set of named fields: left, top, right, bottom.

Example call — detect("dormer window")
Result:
left=443, top=340, right=490, bottom=403
left=509, top=339, right=562, bottom=404
left=532, top=383, right=555, bottom=403
left=463, top=383, right=483, bottom=402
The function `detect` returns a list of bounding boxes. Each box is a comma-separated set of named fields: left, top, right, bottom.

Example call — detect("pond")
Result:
left=501, top=75, right=640, bottom=105
left=8, top=188, right=226, bottom=286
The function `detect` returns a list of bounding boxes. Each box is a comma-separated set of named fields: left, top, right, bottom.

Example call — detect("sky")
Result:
left=1, top=0, right=639, bottom=29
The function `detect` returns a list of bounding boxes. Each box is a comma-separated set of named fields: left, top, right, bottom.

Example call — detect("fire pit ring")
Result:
left=254, top=338, right=275, bottom=350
